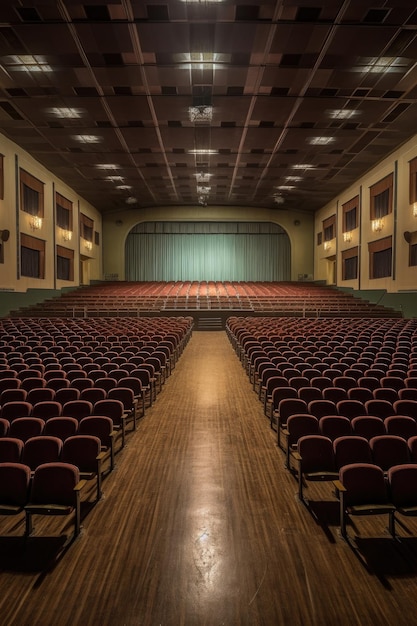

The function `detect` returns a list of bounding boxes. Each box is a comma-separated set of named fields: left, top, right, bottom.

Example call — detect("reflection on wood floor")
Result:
left=1, top=331, right=417, bottom=626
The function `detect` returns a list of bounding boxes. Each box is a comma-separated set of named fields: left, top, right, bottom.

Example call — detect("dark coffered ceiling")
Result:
left=1, top=1, right=417, bottom=215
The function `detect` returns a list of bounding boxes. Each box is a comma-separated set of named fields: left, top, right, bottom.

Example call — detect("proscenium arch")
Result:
left=101, top=206, right=314, bottom=282
left=125, top=221, right=291, bottom=282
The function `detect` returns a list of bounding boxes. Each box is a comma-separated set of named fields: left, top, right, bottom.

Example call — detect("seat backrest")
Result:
left=347, top=387, right=374, bottom=403
left=0, top=437, right=24, bottom=463
left=108, top=387, right=135, bottom=409
left=79, top=387, right=107, bottom=405
left=277, top=398, right=308, bottom=426
left=62, top=400, right=93, bottom=422
left=22, top=436, right=63, bottom=470
left=78, top=415, right=114, bottom=446
left=9, top=417, right=45, bottom=442
left=30, top=462, right=80, bottom=506
left=62, top=435, right=101, bottom=472
left=319, top=415, right=351, bottom=441
left=387, top=464, right=417, bottom=508
left=93, top=399, right=124, bottom=424
left=1, top=401, right=33, bottom=421
left=393, top=399, right=417, bottom=418
left=44, top=417, right=79, bottom=441
left=0, top=462, right=31, bottom=507
left=308, top=399, right=337, bottom=419
left=298, top=435, right=335, bottom=473
left=116, top=376, right=143, bottom=397
left=298, top=387, right=322, bottom=404
left=384, top=415, right=417, bottom=440
left=351, top=415, right=386, bottom=440
left=55, top=387, right=80, bottom=405
left=333, top=436, right=372, bottom=469
left=336, top=400, right=366, bottom=420
left=370, top=435, right=410, bottom=471
left=32, top=401, right=63, bottom=420
left=364, top=399, right=394, bottom=419
left=286, top=414, right=319, bottom=447
left=339, top=462, right=389, bottom=506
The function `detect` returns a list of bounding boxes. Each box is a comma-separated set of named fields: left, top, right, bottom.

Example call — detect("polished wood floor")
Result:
left=1, top=331, right=417, bottom=626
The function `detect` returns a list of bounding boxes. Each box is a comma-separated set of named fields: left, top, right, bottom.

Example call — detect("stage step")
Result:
left=196, top=317, right=224, bottom=331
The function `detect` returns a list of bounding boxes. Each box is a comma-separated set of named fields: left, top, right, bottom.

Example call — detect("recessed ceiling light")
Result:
left=105, top=176, right=124, bottom=182
left=292, top=164, right=314, bottom=170
left=276, top=185, right=295, bottom=191
left=96, top=164, right=120, bottom=170
left=49, top=108, right=82, bottom=119
left=328, top=109, right=357, bottom=120
left=189, top=149, right=218, bottom=155
left=116, top=185, right=132, bottom=190
left=10, top=55, right=52, bottom=72
left=73, top=135, right=101, bottom=144
left=309, top=137, right=334, bottom=145
left=285, top=176, right=302, bottom=182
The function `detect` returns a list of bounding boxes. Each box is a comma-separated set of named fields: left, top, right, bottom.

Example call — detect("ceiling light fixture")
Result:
left=188, top=106, right=213, bottom=123
left=74, top=135, right=101, bottom=144
left=309, top=137, right=334, bottom=145
left=105, top=175, right=124, bottom=182
left=328, top=109, right=357, bottom=120
left=292, top=164, right=315, bottom=170
left=189, top=149, right=218, bottom=155
left=195, top=172, right=212, bottom=183
left=96, top=164, right=120, bottom=170
left=49, top=107, right=82, bottom=119
left=197, top=186, right=211, bottom=195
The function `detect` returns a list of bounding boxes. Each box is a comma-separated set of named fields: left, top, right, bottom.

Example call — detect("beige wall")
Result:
left=102, top=206, right=314, bottom=282
left=0, top=132, right=102, bottom=293
left=315, top=133, right=417, bottom=292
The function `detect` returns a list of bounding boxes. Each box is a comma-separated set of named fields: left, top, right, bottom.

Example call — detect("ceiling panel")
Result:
left=0, top=0, right=416, bottom=215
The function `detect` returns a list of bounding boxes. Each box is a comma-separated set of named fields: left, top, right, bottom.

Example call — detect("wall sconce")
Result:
left=84, top=240, right=93, bottom=252
left=323, top=241, right=331, bottom=251
left=371, top=218, right=384, bottom=233
left=29, top=216, right=43, bottom=231
left=413, top=203, right=417, bottom=217
left=343, top=231, right=353, bottom=243
left=61, top=229, right=72, bottom=242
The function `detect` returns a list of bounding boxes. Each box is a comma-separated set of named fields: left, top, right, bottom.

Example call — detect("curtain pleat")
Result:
left=125, top=223, right=290, bottom=281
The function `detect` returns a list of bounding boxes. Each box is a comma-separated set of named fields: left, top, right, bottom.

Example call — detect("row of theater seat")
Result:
left=227, top=315, right=417, bottom=541
left=0, top=316, right=193, bottom=541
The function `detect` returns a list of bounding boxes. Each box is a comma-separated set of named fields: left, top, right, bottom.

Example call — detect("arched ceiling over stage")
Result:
left=1, top=1, right=417, bottom=216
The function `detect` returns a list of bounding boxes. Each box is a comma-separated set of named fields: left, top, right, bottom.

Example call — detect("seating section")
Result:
left=228, top=314, right=417, bottom=540
left=9, top=281, right=401, bottom=317
left=0, top=315, right=193, bottom=538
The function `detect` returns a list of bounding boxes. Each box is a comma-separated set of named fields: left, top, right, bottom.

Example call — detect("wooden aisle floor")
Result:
left=1, top=331, right=417, bottom=626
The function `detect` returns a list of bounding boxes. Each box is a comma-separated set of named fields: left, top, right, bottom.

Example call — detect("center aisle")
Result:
left=3, top=330, right=416, bottom=626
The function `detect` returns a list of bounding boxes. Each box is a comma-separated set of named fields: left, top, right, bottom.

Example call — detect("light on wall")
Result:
left=413, top=203, right=417, bottom=217
left=323, top=241, right=331, bottom=251
left=371, top=218, right=384, bottom=233
left=343, top=231, right=353, bottom=243
left=61, top=229, right=72, bottom=242
left=29, top=216, right=43, bottom=231
left=84, top=239, right=92, bottom=252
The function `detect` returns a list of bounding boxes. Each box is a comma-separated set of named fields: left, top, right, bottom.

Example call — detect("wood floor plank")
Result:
left=1, top=330, right=417, bottom=625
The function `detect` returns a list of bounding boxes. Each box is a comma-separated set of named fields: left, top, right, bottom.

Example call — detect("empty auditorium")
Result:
left=2, top=1, right=417, bottom=625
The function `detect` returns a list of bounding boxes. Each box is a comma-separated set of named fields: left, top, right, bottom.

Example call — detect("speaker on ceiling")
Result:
left=0, top=229, right=10, bottom=242
left=404, top=231, right=412, bottom=243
